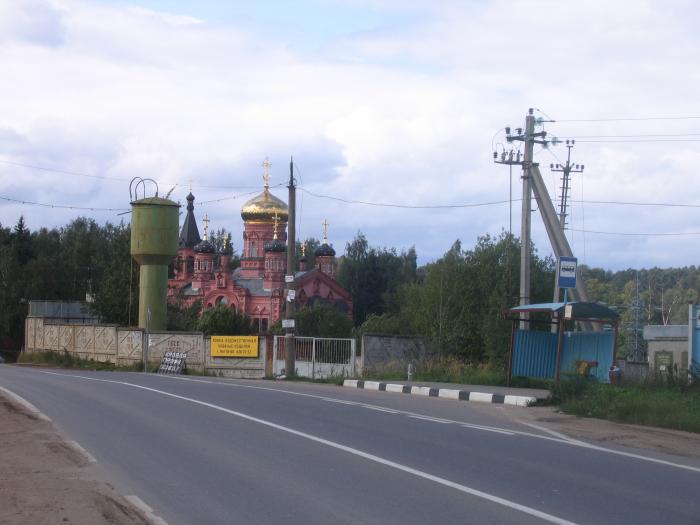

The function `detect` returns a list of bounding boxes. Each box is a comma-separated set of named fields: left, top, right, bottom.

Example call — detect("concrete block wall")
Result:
left=25, top=317, right=268, bottom=378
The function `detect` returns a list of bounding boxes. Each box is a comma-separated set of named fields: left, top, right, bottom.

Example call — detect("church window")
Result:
left=251, top=242, right=257, bottom=257
left=187, top=256, right=194, bottom=274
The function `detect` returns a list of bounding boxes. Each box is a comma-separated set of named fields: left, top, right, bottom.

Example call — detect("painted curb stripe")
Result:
left=342, top=380, right=540, bottom=407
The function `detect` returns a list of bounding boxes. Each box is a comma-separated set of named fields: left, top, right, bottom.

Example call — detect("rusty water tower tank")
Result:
left=129, top=178, right=179, bottom=331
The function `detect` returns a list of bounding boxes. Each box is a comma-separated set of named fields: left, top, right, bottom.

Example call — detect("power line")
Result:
left=569, top=228, right=700, bottom=237
left=559, top=133, right=700, bottom=139
left=574, top=199, right=700, bottom=208
left=0, top=194, right=129, bottom=212
left=555, top=116, right=700, bottom=122
left=299, top=187, right=512, bottom=209
left=0, top=159, right=125, bottom=181
left=575, top=138, right=700, bottom=143
left=0, top=158, right=266, bottom=191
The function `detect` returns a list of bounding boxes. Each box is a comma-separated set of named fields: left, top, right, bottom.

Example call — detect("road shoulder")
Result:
left=0, top=390, right=152, bottom=525
left=506, top=405, right=700, bottom=461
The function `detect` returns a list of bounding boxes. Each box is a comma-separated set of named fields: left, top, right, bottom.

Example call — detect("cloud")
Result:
left=0, top=0, right=699, bottom=270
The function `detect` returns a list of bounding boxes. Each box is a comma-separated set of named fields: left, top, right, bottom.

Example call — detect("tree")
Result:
left=336, top=232, right=418, bottom=325
left=196, top=305, right=253, bottom=336
left=295, top=305, right=353, bottom=338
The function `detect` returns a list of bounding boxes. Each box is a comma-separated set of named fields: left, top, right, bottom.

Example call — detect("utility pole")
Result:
left=495, top=109, right=596, bottom=330
left=550, top=140, right=584, bottom=303
left=284, top=157, right=296, bottom=377
left=497, top=109, right=543, bottom=329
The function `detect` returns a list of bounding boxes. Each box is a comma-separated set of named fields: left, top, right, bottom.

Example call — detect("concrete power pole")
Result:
left=498, top=109, right=541, bottom=329
left=496, top=109, right=595, bottom=330
left=285, top=157, right=296, bottom=376
left=550, top=140, right=584, bottom=303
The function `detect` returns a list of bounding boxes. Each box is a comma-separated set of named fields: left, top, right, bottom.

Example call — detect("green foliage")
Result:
left=388, top=232, right=553, bottom=364
left=336, top=232, right=417, bottom=325
left=295, top=304, right=354, bottom=338
left=17, top=349, right=142, bottom=372
left=558, top=383, right=700, bottom=433
left=196, top=305, right=253, bottom=336
left=167, top=299, right=202, bottom=331
left=358, top=313, right=419, bottom=336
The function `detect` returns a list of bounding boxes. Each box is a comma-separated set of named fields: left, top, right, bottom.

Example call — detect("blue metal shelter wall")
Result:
left=561, top=332, right=614, bottom=383
left=512, top=330, right=557, bottom=378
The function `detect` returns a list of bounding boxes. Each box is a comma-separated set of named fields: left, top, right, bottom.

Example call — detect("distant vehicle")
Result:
left=0, top=355, right=5, bottom=364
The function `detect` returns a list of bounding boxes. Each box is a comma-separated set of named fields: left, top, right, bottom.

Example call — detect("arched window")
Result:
left=187, top=256, right=194, bottom=274
left=251, top=241, right=257, bottom=257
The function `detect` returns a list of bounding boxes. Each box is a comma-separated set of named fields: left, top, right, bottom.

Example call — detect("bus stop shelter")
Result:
left=505, top=302, right=619, bottom=384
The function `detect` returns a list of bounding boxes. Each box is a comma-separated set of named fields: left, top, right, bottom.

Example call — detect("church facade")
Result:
left=167, top=165, right=352, bottom=332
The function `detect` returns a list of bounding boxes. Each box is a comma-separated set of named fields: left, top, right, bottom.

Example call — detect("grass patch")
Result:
left=17, top=350, right=142, bottom=372
left=362, top=356, right=549, bottom=389
left=551, top=371, right=700, bottom=433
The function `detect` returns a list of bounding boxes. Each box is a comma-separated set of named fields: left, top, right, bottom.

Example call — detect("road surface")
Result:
left=0, top=365, right=698, bottom=525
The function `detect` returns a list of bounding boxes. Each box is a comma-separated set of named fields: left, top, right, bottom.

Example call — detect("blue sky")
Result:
left=1, top=0, right=700, bottom=270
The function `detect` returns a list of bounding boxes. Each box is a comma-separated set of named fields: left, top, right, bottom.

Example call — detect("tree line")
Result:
left=2, top=214, right=698, bottom=363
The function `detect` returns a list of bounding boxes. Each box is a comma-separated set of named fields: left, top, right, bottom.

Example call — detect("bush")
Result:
left=295, top=305, right=353, bottom=338
left=196, top=305, right=253, bottom=336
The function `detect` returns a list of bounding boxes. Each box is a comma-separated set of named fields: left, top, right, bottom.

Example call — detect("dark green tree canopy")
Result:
left=196, top=305, right=253, bottom=336
left=295, top=305, right=353, bottom=338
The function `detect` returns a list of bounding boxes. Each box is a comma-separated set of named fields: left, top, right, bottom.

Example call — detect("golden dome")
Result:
left=241, top=188, right=289, bottom=222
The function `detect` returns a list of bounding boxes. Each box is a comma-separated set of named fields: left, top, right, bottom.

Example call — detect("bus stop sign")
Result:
left=558, top=256, right=578, bottom=289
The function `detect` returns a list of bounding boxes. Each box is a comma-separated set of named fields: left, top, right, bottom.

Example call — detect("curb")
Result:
left=342, top=380, right=539, bottom=407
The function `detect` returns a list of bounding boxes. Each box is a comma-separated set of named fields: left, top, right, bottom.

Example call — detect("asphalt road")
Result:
left=1, top=365, right=698, bottom=525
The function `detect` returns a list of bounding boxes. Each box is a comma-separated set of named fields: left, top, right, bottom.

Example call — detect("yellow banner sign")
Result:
left=211, top=336, right=259, bottom=358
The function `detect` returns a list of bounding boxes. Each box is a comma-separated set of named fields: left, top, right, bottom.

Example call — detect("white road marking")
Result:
left=363, top=405, right=400, bottom=414
left=40, top=371, right=578, bottom=525
left=409, top=415, right=453, bottom=424
left=0, top=385, right=51, bottom=421
left=37, top=371, right=700, bottom=475
left=125, top=495, right=169, bottom=525
left=515, top=420, right=588, bottom=445
left=66, top=440, right=97, bottom=464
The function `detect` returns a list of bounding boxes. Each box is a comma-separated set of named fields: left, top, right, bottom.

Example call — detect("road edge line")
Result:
left=0, top=385, right=51, bottom=421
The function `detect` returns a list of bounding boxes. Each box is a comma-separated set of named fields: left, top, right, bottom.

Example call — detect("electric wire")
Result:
left=555, top=116, right=700, bottom=122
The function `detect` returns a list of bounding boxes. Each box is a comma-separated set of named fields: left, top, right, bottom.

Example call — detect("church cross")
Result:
left=188, top=177, right=193, bottom=192
left=262, top=157, right=272, bottom=189
left=203, top=214, right=210, bottom=240
left=322, top=219, right=329, bottom=243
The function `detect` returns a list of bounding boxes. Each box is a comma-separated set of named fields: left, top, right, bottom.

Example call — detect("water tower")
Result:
left=129, top=178, right=180, bottom=331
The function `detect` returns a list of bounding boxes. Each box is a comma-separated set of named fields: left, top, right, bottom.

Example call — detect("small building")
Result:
left=643, top=325, right=689, bottom=372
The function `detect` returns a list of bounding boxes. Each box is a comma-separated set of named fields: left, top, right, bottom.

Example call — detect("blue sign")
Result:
left=558, top=256, right=578, bottom=289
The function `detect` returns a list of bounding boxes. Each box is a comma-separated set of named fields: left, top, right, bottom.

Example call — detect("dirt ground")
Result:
left=508, top=405, right=700, bottom=460
left=0, top=394, right=152, bottom=525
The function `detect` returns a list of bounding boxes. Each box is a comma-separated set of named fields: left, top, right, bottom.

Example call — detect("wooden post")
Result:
left=507, top=320, right=517, bottom=386
left=555, top=316, right=565, bottom=382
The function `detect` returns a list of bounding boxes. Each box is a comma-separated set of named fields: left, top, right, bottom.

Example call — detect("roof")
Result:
left=179, top=192, right=201, bottom=248
left=643, top=324, right=687, bottom=340
left=507, top=301, right=619, bottom=320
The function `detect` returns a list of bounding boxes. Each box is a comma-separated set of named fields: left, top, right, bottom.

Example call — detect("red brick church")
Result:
left=167, top=161, right=352, bottom=332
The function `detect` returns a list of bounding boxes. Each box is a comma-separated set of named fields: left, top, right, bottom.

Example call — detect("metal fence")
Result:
left=273, top=336, right=356, bottom=379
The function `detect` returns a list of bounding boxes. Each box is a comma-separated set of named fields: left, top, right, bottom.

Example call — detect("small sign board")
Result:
left=564, top=304, right=573, bottom=320
left=282, top=319, right=295, bottom=329
left=287, top=289, right=296, bottom=302
left=285, top=275, right=294, bottom=283
left=211, top=336, right=259, bottom=358
left=157, top=351, right=186, bottom=375
left=558, top=256, right=578, bottom=289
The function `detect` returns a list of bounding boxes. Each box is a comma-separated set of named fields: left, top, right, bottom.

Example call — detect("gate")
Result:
left=272, top=336, right=356, bottom=379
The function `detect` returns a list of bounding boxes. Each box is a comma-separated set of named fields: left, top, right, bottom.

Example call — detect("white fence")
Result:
left=273, top=336, right=356, bottom=378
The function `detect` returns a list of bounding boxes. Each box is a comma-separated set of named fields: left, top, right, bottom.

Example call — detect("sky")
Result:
left=1, top=0, right=700, bottom=270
